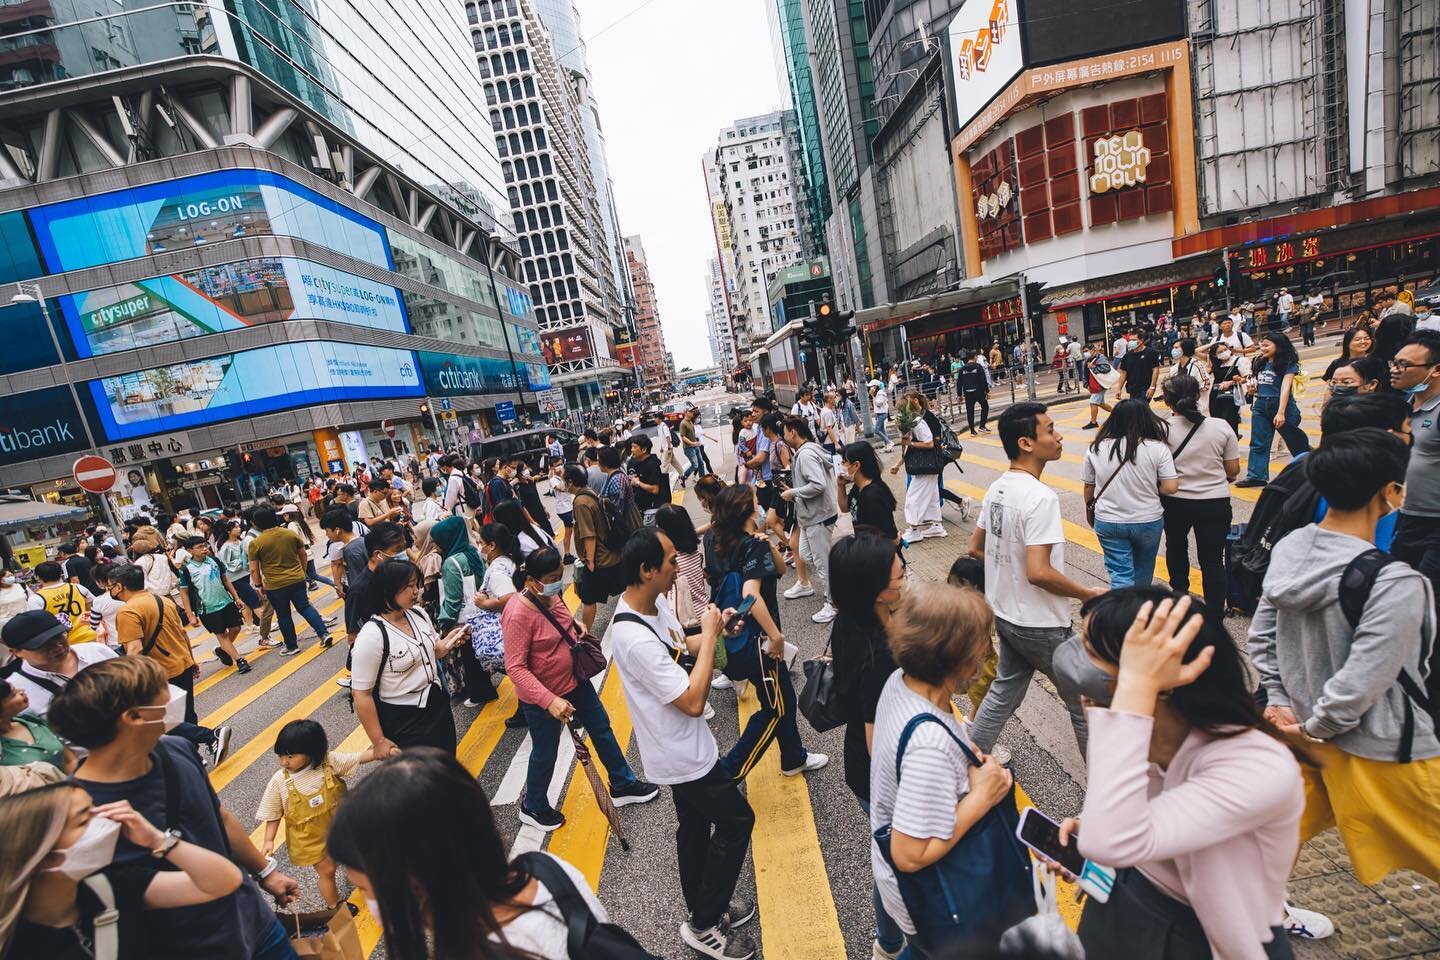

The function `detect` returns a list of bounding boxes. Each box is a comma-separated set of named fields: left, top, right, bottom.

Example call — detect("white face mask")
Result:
left=137, top=685, right=187, bottom=732
left=47, top=815, right=122, bottom=880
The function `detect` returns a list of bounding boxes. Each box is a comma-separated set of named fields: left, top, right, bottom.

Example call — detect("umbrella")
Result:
left=567, top=721, right=630, bottom=851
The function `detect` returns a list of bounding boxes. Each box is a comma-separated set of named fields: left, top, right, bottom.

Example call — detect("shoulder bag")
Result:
left=516, top=852, right=663, bottom=959
left=523, top=590, right=606, bottom=683
left=798, top=633, right=844, bottom=732
left=873, top=713, right=1034, bottom=951
left=1084, top=455, right=1123, bottom=528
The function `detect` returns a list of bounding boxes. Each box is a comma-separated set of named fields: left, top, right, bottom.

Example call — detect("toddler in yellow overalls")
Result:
left=255, top=719, right=376, bottom=909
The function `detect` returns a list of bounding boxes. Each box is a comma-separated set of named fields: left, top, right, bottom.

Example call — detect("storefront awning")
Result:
left=0, top=495, right=89, bottom=532
left=764, top=320, right=803, bottom=350
left=857, top=278, right=1022, bottom=334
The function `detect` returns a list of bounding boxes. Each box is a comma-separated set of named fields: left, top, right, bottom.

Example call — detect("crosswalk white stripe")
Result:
left=491, top=659, right=612, bottom=807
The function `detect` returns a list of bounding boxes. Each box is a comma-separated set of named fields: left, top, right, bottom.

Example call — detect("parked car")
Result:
left=467, top=427, right=578, bottom=468
left=661, top=400, right=691, bottom=427
left=1415, top=281, right=1440, bottom=309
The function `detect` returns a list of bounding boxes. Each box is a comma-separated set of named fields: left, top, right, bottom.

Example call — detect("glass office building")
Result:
left=0, top=0, right=547, bottom=513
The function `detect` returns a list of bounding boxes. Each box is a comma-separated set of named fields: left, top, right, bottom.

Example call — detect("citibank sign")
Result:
left=0, top=386, right=91, bottom=468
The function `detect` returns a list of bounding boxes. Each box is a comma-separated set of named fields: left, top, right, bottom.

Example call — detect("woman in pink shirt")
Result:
left=500, top=547, right=658, bottom=832
left=1054, top=588, right=1305, bottom=959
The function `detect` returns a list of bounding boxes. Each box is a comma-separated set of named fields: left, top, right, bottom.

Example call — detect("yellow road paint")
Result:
left=456, top=678, right=520, bottom=774
left=200, top=641, right=333, bottom=727
left=351, top=888, right=384, bottom=956
left=944, top=477, right=1203, bottom=594
left=735, top=685, right=848, bottom=959
left=209, top=670, right=348, bottom=792
left=194, top=596, right=344, bottom=693
left=247, top=726, right=371, bottom=855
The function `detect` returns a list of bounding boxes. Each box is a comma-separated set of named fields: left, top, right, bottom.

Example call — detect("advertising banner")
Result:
left=88, top=342, right=424, bottom=441
left=0, top=386, right=91, bottom=468
left=948, top=0, right=1026, bottom=132
left=1020, top=0, right=1184, bottom=68
left=27, top=169, right=392, bottom=274
left=417, top=351, right=551, bottom=396
left=58, top=257, right=409, bottom=358
left=540, top=326, right=595, bottom=365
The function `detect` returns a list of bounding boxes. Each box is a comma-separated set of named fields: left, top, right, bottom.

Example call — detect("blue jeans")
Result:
left=231, top=574, right=262, bottom=616
left=858, top=798, right=906, bottom=953
left=265, top=580, right=330, bottom=651
left=519, top=677, right=636, bottom=815
left=252, top=916, right=300, bottom=960
left=1093, top=517, right=1165, bottom=588
left=873, top=412, right=890, bottom=442
left=305, top=559, right=334, bottom=587
left=683, top=445, right=705, bottom=480
left=1246, top=395, right=1310, bottom=481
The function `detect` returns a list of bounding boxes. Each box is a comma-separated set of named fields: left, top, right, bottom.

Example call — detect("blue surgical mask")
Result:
left=1171, top=347, right=1183, bottom=359
left=540, top=579, right=565, bottom=598
left=1404, top=381, right=1430, bottom=397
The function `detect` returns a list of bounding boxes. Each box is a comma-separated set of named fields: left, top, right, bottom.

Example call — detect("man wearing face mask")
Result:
left=107, top=563, right=232, bottom=769
left=1248, top=430, right=1440, bottom=890
left=49, top=656, right=303, bottom=960
left=1417, top=300, right=1440, bottom=333
left=2, top=610, right=116, bottom=718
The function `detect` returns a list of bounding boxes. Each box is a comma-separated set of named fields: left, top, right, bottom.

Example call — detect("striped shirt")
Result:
left=868, top=669, right=973, bottom=935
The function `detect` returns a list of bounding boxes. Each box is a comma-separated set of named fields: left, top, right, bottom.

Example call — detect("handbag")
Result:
left=469, top=610, right=507, bottom=671
left=873, top=713, right=1034, bottom=951
left=798, top=636, right=844, bottom=732
left=999, top=867, right=1085, bottom=959
left=1084, top=461, right=1122, bottom=528
left=278, top=906, right=364, bottom=960
left=524, top=589, right=606, bottom=682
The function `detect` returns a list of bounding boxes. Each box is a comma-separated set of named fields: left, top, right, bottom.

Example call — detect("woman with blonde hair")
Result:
left=869, top=583, right=1033, bottom=955
left=0, top=784, right=241, bottom=958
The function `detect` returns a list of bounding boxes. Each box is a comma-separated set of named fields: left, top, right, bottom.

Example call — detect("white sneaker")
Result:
left=680, top=921, right=756, bottom=959
left=811, top=603, right=837, bottom=624
left=734, top=679, right=750, bottom=698
left=1283, top=904, right=1335, bottom=939
left=703, top=702, right=716, bottom=720
left=781, top=752, right=829, bottom=776
left=783, top=582, right=815, bottom=600
left=872, top=941, right=903, bottom=960
left=901, top=527, right=927, bottom=543
left=712, top=673, right=734, bottom=690
left=926, top=523, right=948, bottom=539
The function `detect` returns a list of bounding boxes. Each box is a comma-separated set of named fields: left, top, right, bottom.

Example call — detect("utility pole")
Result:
left=1222, top=246, right=1233, bottom=312
left=1017, top=274, right=1038, bottom=401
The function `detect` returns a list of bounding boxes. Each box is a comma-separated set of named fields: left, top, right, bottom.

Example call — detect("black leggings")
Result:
left=964, top=391, right=989, bottom=432
left=1160, top=495, right=1231, bottom=614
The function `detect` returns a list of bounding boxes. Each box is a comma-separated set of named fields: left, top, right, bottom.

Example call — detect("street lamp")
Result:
left=11, top=283, right=124, bottom=534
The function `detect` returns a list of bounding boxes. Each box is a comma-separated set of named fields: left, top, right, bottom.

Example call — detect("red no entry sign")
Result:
left=382, top=419, right=397, bottom=439
left=73, top=455, right=118, bottom=494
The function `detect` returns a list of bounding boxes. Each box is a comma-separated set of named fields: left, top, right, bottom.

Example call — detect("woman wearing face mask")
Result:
left=1207, top=342, right=1248, bottom=437
left=492, top=499, right=554, bottom=559
left=1166, top=339, right=1214, bottom=415
left=1323, top=326, right=1373, bottom=382
left=0, top=678, right=72, bottom=771
left=330, top=749, right=634, bottom=960
left=1237, top=333, right=1311, bottom=488
left=828, top=533, right=906, bottom=960
left=1051, top=589, right=1304, bottom=960
left=841, top=441, right=899, bottom=544
left=500, top=547, right=656, bottom=832
left=353, top=559, right=471, bottom=757
left=1083, top=398, right=1181, bottom=588
left=430, top=516, right=492, bottom=710
left=0, top=785, right=242, bottom=959
left=1327, top=356, right=1386, bottom=398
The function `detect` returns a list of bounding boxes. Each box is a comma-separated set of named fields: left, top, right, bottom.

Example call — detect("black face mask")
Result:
left=1330, top=384, right=1359, bottom=397
left=1051, top=635, right=1116, bottom=707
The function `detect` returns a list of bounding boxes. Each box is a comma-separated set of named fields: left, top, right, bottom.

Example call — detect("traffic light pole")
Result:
left=424, top=397, right=443, bottom=450
left=1222, top=246, right=1233, bottom=312
left=1018, top=274, right=1038, bottom=401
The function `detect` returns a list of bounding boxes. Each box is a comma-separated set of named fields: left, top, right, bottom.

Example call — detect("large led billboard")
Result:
left=417, top=351, right=552, bottom=397
left=58, top=257, right=410, bottom=358
left=87, top=342, right=424, bottom=441
left=1019, top=0, right=1185, bottom=68
left=540, top=327, right=595, bottom=365
left=948, top=0, right=1026, bottom=132
left=27, top=169, right=393, bottom=274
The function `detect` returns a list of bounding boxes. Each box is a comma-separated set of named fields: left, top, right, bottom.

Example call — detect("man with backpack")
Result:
left=178, top=537, right=250, bottom=675
left=1248, top=429, right=1440, bottom=893
left=566, top=464, right=626, bottom=634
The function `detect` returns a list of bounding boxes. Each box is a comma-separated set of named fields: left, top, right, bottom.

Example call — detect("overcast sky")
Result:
left=573, top=0, right=785, bottom=370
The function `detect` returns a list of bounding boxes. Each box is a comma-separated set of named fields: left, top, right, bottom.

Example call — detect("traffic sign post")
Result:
left=495, top=401, right=517, bottom=423
left=72, top=454, right=123, bottom=535
left=381, top=419, right=397, bottom=439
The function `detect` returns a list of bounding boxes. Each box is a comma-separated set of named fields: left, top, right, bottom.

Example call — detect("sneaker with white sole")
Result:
left=722, top=898, right=756, bottom=929
left=703, top=702, right=716, bottom=720
left=208, top=726, right=233, bottom=769
left=610, top=779, right=660, bottom=807
left=901, top=527, right=927, bottom=542
left=1283, top=903, right=1335, bottom=939
left=781, top=752, right=829, bottom=776
left=783, top=582, right=815, bottom=600
left=712, top=674, right=734, bottom=690
left=518, top=797, right=565, bottom=832
left=872, top=941, right=903, bottom=960
left=811, top=603, right=838, bottom=624
left=680, top=921, right=756, bottom=959
left=925, top=523, right=948, bottom=539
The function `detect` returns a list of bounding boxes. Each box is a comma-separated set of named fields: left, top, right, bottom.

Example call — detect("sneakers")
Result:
left=680, top=921, right=756, bottom=960
left=322, top=615, right=337, bottom=627
left=703, top=701, right=716, bottom=720
left=1082, top=422, right=1099, bottom=430
left=925, top=523, right=948, bottom=539
left=781, top=752, right=829, bottom=776
left=259, top=638, right=283, bottom=648
left=901, top=527, right=927, bottom=543
left=1283, top=904, right=1335, bottom=939
left=873, top=941, right=903, bottom=959
left=235, top=658, right=252, bottom=675
left=213, top=647, right=234, bottom=666
left=563, top=553, right=576, bottom=565
left=518, top=797, right=565, bottom=832
left=712, top=674, right=734, bottom=690
left=1235, top=478, right=1268, bottom=488
left=811, top=603, right=838, bottom=624
left=208, top=726, right=233, bottom=769
left=722, top=898, right=756, bottom=929
left=610, top=779, right=660, bottom=807
left=979, top=426, right=991, bottom=434
left=505, top=707, right=528, bottom=729
left=783, top=582, right=815, bottom=600
left=336, top=677, right=353, bottom=688
left=279, top=646, right=302, bottom=657
left=321, top=635, right=335, bottom=649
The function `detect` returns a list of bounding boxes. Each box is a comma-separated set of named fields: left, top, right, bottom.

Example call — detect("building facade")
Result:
left=0, top=0, right=547, bottom=523
left=772, top=0, right=831, bottom=256
left=624, top=236, right=671, bottom=391
left=707, top=112, right=814, bottom=359
left=468, top=0, right=627, bottom=413
left=704, top=258, right=737, bottom=369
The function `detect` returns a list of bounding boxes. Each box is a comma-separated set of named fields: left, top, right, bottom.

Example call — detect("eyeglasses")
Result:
left=1388, top=359, right=1435, bottom=372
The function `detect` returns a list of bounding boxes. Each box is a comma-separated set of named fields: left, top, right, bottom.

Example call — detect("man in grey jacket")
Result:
left=780, top=416, right=839, bottom=624
left=1248, top=429, right=1440, bottom=888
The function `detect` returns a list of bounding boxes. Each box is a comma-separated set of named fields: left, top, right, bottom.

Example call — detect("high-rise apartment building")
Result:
left=0, top=0, right=546, bottom=513
left=772, top=0, right=830, bottom=256
left=707, top=112, right=812, bottom=355
left=624, top=237, right=670, bottom=390
left=469, top=0, right=627, bottom=412
left=704, top=258, right=737, bottom=368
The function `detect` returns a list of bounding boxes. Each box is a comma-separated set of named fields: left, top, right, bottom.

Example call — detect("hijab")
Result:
left=431, top=516, right=485, bottom=578
left=412, top=519, right=441, bottom=581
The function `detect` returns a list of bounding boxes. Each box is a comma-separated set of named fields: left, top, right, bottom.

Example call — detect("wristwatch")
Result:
left=149, top=830, right=182, bottom=859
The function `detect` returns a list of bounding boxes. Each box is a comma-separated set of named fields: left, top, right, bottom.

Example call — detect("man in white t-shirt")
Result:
left=1215, top=314, right=1255, bottom=356
left=607, top=529, right=757, bottom=960
left=1276, top=287, right=1294, bottom=330
left=967, top=402, right=1104, bottom=756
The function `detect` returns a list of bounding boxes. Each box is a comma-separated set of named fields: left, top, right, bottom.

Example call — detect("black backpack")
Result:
left=1337, top=548, right=1438, bottom=762
left=458, top=474, right=484, bottom=511
left=515, top=852, right=662, bottom=959
left=1229, top=456, right=1323, bottom=613
left=600, top=473, right=643, bottom=551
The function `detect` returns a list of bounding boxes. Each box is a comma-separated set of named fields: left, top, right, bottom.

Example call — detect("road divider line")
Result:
left=735, top=686, right=847, bottom=959
left=209, top=670, right=348, bottom=792
left=194, top=596, right=344, bottom=692
left=200, top=641, right=333, bottom=727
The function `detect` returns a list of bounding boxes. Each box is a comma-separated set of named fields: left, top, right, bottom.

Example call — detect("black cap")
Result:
left=2, top=610, right=68, bottom=650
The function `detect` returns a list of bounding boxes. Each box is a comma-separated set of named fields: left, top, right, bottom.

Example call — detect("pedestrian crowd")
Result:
left=0, top=307, right=1437, bottom=960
